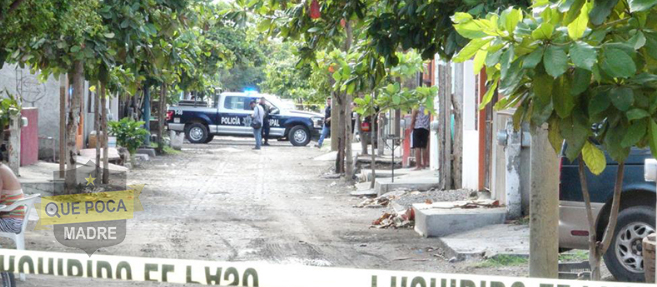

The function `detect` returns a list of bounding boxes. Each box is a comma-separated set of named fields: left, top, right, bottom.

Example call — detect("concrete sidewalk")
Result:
left=436, top=224, right=529, bottom=261
left=20, top=160, right=129, bottom=196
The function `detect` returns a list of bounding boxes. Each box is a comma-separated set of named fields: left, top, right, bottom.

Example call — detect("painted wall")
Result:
left=0, top=65, right=118, bottom=160
left=0, top=65, right=61, bottom=160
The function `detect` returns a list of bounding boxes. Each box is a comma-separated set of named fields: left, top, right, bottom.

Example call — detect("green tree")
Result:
left=452, top=0, right=657, bottom=280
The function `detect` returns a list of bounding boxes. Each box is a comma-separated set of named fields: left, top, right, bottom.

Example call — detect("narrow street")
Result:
left=18, top=137, right=525, bottom=286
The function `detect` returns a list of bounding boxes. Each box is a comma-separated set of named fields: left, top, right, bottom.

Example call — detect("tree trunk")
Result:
left=529, top=125, right=559, bottom=278
left=59, top=74, right=67, bottom=180
left=101, top=85, right=109, bottom=184
left=451, top=63, right=464, bottom=189
left=357, top=110, right=367, bottom=155
left=336, top=92, right=345, bottom=174
left=579, top=156, right=626, bottom=280
left=65, top=61, right=84, bottom=190
left=343, top=20, right=354, bottom=180
left=377, top=113, right=384, bottom=156
left=157, top=83, right=167, bottom=154
left=331, top=93, right=339, bottom=152
left=143, top=84, right=151, bottom=146
left=370, top=111, right=378, bottom=189
left=578, top=156, right=602, bottom=279
left=94, top=82, right=101, bottom=179
left=438, top=62, right=452, bottom=190
left=345, top=92, right=354, bottom=182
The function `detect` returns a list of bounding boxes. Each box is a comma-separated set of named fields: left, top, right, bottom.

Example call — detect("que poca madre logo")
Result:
left=34, top=162, right=144, bottom=256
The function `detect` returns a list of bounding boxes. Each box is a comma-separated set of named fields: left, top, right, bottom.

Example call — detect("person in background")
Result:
left=316, top=97, right=331, bottom=148
left=410, top=106, right=431, bottom=170
left=250, top=100, right=265, bottom=150
left=351, top=102, right=357, bottom=135
left=259, top=97, right=271, bottom=146
left=0, top=163, right=25, bottom=234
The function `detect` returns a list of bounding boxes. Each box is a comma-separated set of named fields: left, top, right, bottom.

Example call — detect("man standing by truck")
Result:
left=260, top=97, right=271, bottom=146
left=250, top=100, right=265, bottom=150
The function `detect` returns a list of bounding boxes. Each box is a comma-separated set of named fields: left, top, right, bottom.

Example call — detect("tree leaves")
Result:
left=567, top=1, right=590, bottom=40
left=531, top=23, right=555, bottom=40
left=453, top=38, right=490, bottom=62
left=500, top=7, right=522, bottom=34
left=543, top=45, right=568, bottom=78
left=570, top=42, right=597, bottom=70
left=589, top=0, right=619, bottom=26
left=582, top=141, right=606, bottom=175
left=522, top=46, right=544, bottom=69
left=628, top=0, right=657, bottom=12
left=622, top=118, right=647, bottom=147
left=553, top=75, right=574, bottom=118
left=589, top=90, right=611, bottom=115
left=479, top=80, right=498, bottom=109
left=571, top=68, right=591, bottom=96
left=626, top=108, right=649, bottom=121
left=649, top=119, right=657, bottom=159
left=600, top=48, right=636, bottom=78
left=609, top=87, right=635, bottom=111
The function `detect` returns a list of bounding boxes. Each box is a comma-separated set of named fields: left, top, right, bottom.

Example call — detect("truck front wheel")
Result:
left=289, top=126, right=310, bottom=146
left=603, top=205, right=655, bottom=282
left=185, top=123, right=209, bottom=144
left=1, top=272, right=15, bottom=287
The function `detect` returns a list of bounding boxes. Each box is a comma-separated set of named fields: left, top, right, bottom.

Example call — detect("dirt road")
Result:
left=14, top=137, right=525, bottom=286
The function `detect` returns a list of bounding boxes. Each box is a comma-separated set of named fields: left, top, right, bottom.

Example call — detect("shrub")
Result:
left=108, top=118, right=149, bottom=155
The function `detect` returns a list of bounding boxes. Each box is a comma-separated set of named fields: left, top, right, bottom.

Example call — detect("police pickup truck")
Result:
left=167, top=92, right=324, bottom=146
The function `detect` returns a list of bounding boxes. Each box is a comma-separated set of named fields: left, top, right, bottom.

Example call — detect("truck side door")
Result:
left=217, top=95, right=253, bottom=135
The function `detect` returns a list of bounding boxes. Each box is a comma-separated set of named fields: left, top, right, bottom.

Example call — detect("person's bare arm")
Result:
left=410, top=109, right=418, bottom=128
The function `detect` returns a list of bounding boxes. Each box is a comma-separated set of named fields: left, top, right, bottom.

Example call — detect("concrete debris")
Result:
left=354, top=190, right=407, bottom=208
left=370, top=207, right=414, bottom=229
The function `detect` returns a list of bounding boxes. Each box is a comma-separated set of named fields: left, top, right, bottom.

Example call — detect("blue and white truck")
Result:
left=167, top=92, right=324, bottom=146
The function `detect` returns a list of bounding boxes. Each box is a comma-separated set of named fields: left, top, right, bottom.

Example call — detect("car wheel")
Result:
left=204, top=134, right=214, bottom=143
left=603, top=205, right=656, bottom=282
left=1, top=272, right=15, bottom=287
left=289, top=126, right=310, bottom=146
left=185, top=123, right=208, bottom=144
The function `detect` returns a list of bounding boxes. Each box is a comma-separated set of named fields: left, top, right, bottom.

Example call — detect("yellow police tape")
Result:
left=0, top=249, right=648, bottom=287
left=35, top=185, right=144, bottom=229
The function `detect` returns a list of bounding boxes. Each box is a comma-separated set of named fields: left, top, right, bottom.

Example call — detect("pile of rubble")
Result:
left=353, top=188, right=477, bottom=229
left=353, top=190, right=406, bottom=208
left=371, top=208, right=414, bottom=229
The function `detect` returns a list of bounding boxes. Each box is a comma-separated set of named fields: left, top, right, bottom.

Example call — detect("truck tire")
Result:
left=289, top=125, right=311, bottom=146
left=204, top=135, right=215, bottom=143
left=185, top=123, right=208, bottom=144
left=603, top=205, right=656, bottom=282
left=1, top=272, right=15, bottom=287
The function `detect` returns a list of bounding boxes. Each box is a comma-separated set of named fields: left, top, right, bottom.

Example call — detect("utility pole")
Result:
left=529, top=124, right=559, bottom=278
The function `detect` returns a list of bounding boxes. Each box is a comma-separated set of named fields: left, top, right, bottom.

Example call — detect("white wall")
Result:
left=461, top=61, right=479, bottom=190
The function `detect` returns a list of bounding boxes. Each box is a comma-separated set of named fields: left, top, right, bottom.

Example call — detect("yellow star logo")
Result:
left=85, top=174, right=96, bottom=186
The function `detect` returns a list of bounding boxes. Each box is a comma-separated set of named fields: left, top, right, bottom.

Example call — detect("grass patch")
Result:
left=475, top=255, right=528, bottom=268
left=149, top=142, right=181, bottom=155
left=162, top=145, right=181, bottom=155
left=559, top=250, right=589, bottom=262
